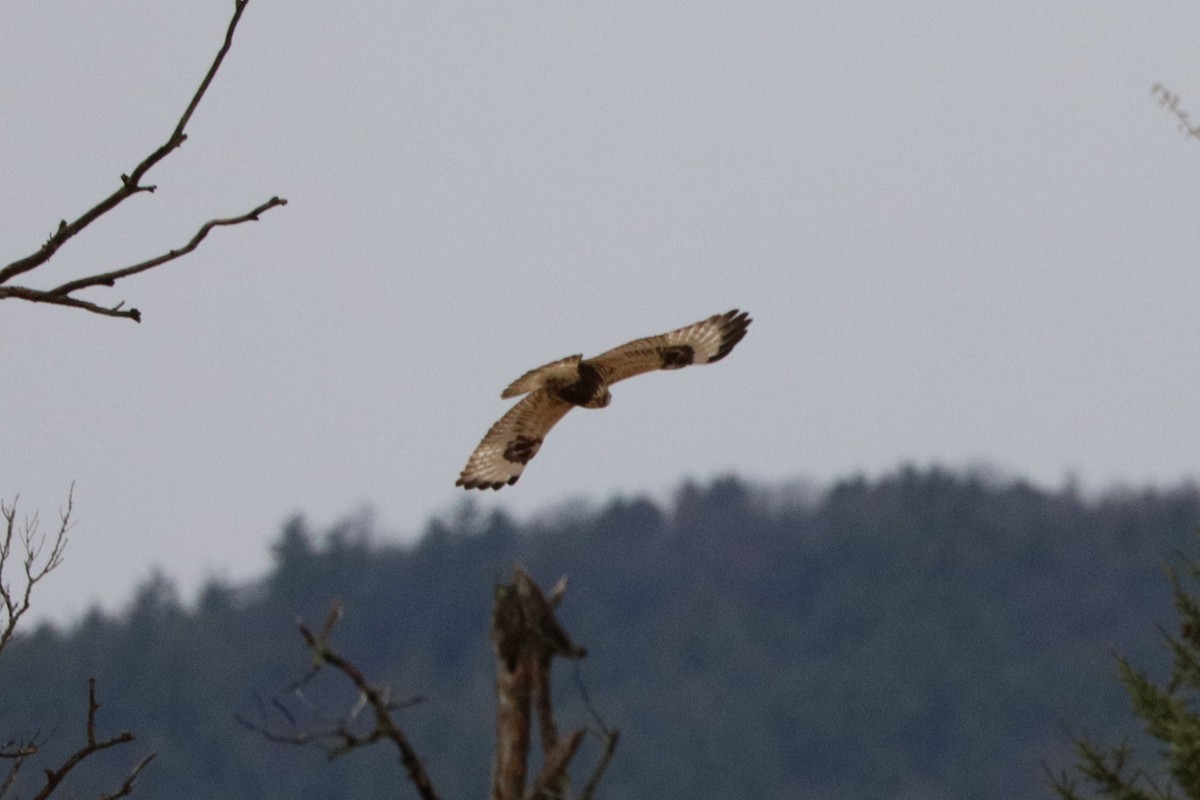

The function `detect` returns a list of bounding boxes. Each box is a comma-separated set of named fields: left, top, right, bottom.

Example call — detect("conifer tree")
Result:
left=1048, top=548, right=1200, bottom=799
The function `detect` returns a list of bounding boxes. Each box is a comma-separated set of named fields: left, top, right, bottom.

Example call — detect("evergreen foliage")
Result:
left=1048, top=552, right=1200, bottom=799
left=1, top=467, right=1197, bottom=799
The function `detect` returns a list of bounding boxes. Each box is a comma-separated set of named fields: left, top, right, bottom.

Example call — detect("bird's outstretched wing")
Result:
left=456, top=390, right=574, bottom=490
left=587, top=309, right=751, bottom=385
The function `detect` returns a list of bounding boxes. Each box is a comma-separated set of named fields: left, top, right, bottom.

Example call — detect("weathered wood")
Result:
left=490, top=567, right=586, bottom=800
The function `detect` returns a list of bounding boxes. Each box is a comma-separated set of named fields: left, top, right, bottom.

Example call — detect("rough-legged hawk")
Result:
left=456, top=309, right=751, bottom=490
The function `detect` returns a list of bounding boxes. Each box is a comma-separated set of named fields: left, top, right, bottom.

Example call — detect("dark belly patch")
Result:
left=555, top=362, right=606, bottom=406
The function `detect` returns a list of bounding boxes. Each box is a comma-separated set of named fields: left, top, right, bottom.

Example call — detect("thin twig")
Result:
left=173, top=0, right=250, bottom=140
left=0, top=736, right=41, bottom=799
left=0, top=485, right=72, bottom=662
left=248, top=573, right=617, bottom=800
left=32, top=679, right=148, bottom=800
left=98, top=753, right=157, bottom=800
left=0, top=0, right=284, bottom=322
left=0, top=0, right=249, bottom=284
left=1, top=758, right=24, bottom=798
left=1152, top=83, right=1200, bottom=142
left=234, top=714, right=361, bottom=750
left=50, top=197, right=286, bottom=297
left=296, top=615, right=442, bottom=800
left=0, top=197, right=287, bottom=321
left=572, top=667, right=620, bottom=800
left=0, top=743, right=39, bottom=760
left=578, top=729, right=619, bottom=800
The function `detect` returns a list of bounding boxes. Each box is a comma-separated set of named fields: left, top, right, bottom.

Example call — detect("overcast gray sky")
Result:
left=3, top=2, right=1199, bottom=625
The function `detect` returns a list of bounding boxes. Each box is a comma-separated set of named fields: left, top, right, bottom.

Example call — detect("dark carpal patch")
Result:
left=659, top=344, right=695, bottom=368
left=503, top=436, right=542, bottom=464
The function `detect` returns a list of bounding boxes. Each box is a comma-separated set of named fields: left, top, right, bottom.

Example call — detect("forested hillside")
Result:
left=3, top=467, right=1198, bottom=799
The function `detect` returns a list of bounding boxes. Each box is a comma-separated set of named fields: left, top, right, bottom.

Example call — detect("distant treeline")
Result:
left=3, top=466, right=1198, bottom=799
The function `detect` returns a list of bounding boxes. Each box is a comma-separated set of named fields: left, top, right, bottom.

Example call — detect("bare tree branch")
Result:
left=0, top=487, right=73, bottom=798
left=0, top=485, right=73, bottom=663
left=0, top=4, right=269, bottom=797
left=0, top=744, right=40, bottom=760
left=1152, top=83, right=1200, bottom=142
left=238, top=603, right=442, bottom=800
left=0, top=735, right=42, bottom=800
left=297, top=621, right=439, bottom=800
left=0, top=0, right=285, bottom=322
left=0, top=495, right=155, bottom=800
left=572, top=668, right=620, bottom=800
left=0, top=197, right=287, bottom=321
left=31, top=679, right=152, bottom=800
left=98, top=753, right=157, bottom=800
left=0, top=758, right=25, bottom=799
left=0, top=0, right=249, bottom=282
left=248, top=569, right=617, bottom=800
left=578, top=729, right=619, bottom=800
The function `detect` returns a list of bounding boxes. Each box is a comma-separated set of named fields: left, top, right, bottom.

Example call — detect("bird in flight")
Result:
left=456, top=309, right=752, bottom=490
